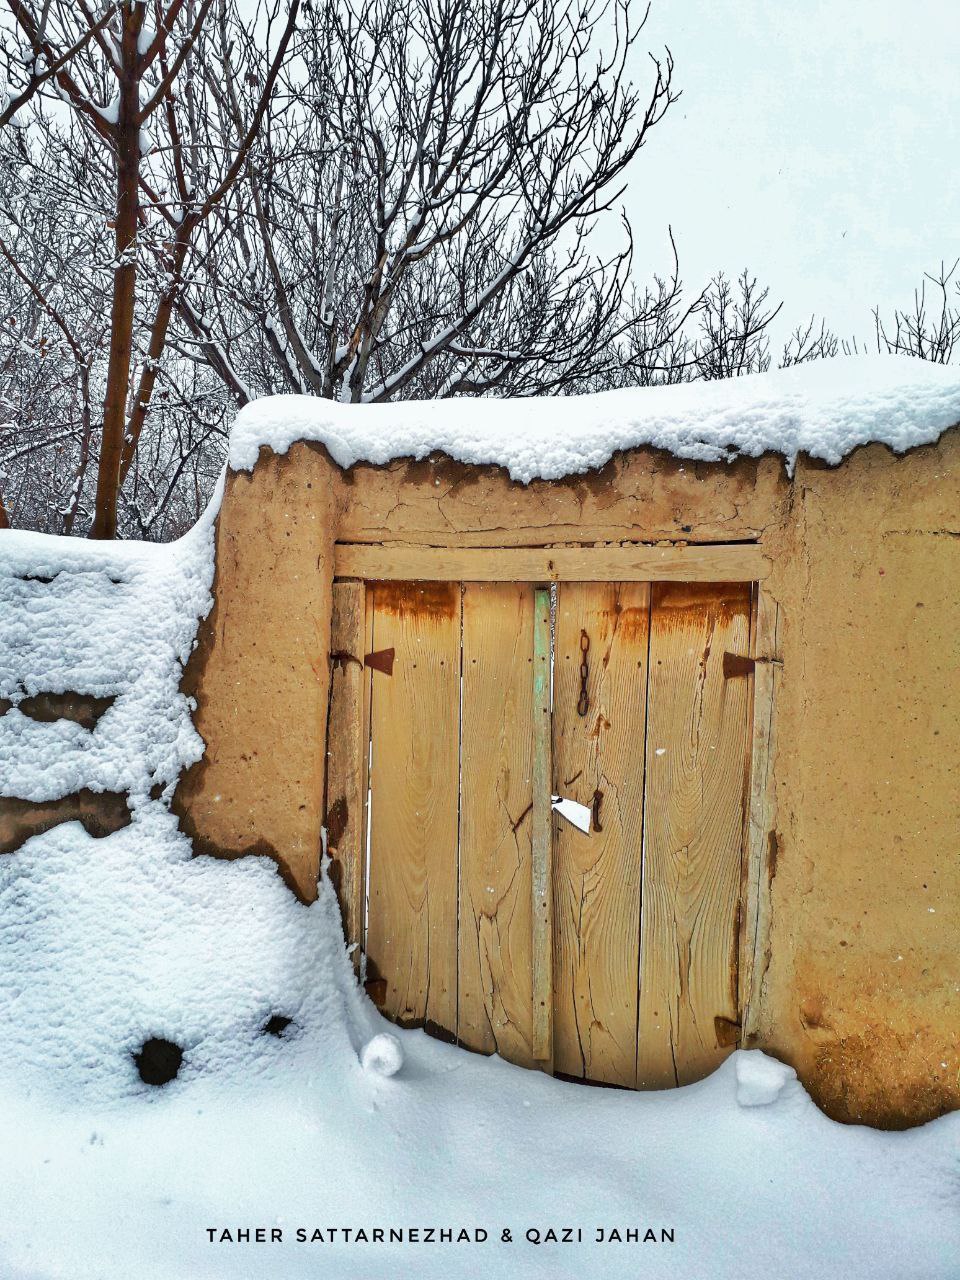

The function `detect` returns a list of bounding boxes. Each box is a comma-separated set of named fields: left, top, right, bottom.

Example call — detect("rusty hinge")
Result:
left=330, top=649, right=363, bottom=670
left=714, top=1015, right=741, bottom=1047
left=723, top=652, right=783, bottom=678
left=364, top=976, right=388, bottom=1007
left=364, top=647, right=395, bottom=676
left=330, top=647, right=396, bottom=675
left=723, top=652, right=755, bottom=679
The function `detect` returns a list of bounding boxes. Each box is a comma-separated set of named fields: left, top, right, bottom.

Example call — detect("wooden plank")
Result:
left=637, top=582, right=752, bottom=1088
left=531, top=587, right=553, bottom=1064
left=325, top=580, right=369, bottom=972
left=364, top=581, right=461, bottom=1035
left=740, top=587, right=782, bottom=1042
left=552, top=582, right=650, bottom=1086
left=359, top=586, right=374, bottom=980
left=458, top=583, right=536, bottom=1066
left=335, top=543, right=768, bottom=584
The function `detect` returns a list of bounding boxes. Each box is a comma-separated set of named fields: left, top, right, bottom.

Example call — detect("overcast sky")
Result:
left=616, top=0, right=960, bottom=347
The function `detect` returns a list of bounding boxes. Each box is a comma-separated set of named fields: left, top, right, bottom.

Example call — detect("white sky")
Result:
left=618, top=0, right=960, bottom=346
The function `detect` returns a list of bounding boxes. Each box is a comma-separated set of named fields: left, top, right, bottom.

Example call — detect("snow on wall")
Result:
left=228, top=356, right=960, bottom=481
left=0, top=479, right=220, bottom=805
left=0, top=470, right=377, bottom=1110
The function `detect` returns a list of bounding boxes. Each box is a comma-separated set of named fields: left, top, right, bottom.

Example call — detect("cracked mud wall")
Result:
left=175, top=431, right=959, bottom=1127
left=754, top=430, right=960, bottom=1128
left=173, top=444, right=338, bottom=902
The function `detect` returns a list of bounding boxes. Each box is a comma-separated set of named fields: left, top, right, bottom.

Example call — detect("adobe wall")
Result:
left=173, top=428, right=960, bottom=1129
left=754, top=435, right=960, bottom=1128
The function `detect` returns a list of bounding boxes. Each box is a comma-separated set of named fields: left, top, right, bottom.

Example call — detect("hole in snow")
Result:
left=262, top=1015, right=294, bottom=1038
left=133, top=1038, right=183, bottom=1087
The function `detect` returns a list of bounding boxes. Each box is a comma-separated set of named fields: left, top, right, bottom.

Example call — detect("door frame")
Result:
left=324, top=540, right=780, bottom=1055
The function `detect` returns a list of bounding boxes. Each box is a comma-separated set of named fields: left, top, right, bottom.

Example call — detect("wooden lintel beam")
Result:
left=334, top=543, right=768, bottom=583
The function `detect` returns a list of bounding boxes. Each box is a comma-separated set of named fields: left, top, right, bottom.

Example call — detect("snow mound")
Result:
left=735, top=1051, right=799, bottom=1107
left=361, top=1032, right=404, bottom=1077
left=228, top=356, right=960, bottom=481
left=0, top=812, right=374, bottom=1102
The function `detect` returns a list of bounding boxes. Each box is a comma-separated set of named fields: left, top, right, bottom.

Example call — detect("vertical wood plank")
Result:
left=458, top=583, right=535, bottom=1065
left=638, top=582, right=752, bottom=1088
left=359, top=586, right=374, bottom=979
left=740, top=588, right=782, bottom=1042
left=531, top=587, right=554, bottom=1064
left=365, top=581, right=461, bottom=1035
left=325, top=580, right=369, bottom=972
left=552, top=582, right=650, bottom=1085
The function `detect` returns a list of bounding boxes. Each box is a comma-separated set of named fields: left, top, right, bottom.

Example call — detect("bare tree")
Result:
left=0, top=2, right=113, bottom=127
left=692, top=270, right=781, bottom=380
left=780, top=316, right=839, bottom=367
left=2, top=0, right=299, bottom=537
left=188, top=0, right=681, bottom=405
left=871, top=260, right=960, bottom=364
left=0, top=132, right=110, bottom=533
left=0, top=0, right=844, bottom=542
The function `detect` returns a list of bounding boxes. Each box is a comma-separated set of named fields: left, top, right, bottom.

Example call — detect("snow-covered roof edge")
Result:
left=227, top=356, right=960, bottom=485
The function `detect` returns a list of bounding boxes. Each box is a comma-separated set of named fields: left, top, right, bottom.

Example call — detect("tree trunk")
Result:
left=120, top=229, right=190, bottom=485
left=90, top=4, right=144, bottom=540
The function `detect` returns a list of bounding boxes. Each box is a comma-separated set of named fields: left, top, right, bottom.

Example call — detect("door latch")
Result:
left=551, top=794, right=592, bottom=834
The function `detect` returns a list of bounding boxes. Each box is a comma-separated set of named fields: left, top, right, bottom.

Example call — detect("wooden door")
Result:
left=552, top=583, right=650, bottom=1086
left=326, top=575, right=754, bottom=1088
left=364, top=581, right=460, bottom=1037
left=636, top=583, right=752, bottom=1087
left=458, top=582, right=536, bottom=1066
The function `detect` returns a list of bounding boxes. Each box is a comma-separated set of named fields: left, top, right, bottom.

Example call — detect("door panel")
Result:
left=364, top=581, right=461, bottom=1035
left=637, top=582, right=752, bottom=1087
left=341, top=575, right=754, bottom=1089
left=552, top=582, right=650, bottom=1086
left=458, top=582, right=536, bottom=1065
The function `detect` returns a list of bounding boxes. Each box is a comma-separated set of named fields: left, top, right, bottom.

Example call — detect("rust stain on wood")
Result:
left=611, top=601, right=650, bottom=645
left=588, top=712, right=612, bottom=738
left=373, top=580, right=459, bottom=620
left=651, top=581, right=743, bottom=629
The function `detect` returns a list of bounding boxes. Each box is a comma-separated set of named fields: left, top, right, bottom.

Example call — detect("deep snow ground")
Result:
left=2, top=814, right=958, bottom=1280
left=3, top=368, right=960, bottom=1279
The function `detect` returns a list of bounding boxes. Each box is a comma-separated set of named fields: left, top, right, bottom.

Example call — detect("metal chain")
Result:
left=576, top=628, right=590, bottom=717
